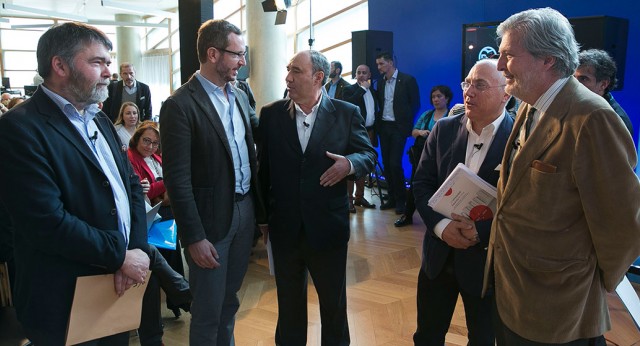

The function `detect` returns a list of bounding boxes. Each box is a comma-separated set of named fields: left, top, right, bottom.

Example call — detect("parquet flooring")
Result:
left=2, top=189, right=640, bottom=345
left=133, top=189, right=640, bottom=346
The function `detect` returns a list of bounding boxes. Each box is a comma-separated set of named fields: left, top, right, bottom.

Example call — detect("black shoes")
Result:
left=394, top=215, right=413, bottom=227
left=354, top=197, right=376, bottom=209
left=349, top=200, right=356, bottom=214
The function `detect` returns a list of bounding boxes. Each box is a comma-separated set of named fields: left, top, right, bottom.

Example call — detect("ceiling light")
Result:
left=2, top=3, right=87, bottom=22
left=101, top=0, right=177, bottom=19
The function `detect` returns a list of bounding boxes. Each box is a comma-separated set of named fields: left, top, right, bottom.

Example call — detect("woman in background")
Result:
left=114, top=101, right=140, bottom=149
left=395, top=85, right=453, bottom=227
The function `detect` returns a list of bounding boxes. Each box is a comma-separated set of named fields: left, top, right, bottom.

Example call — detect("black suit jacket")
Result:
left=103, top=80, right=153, bottom=122
left=413, top=113, right=513, bottom=295
left=376, top=71, right=420, bottom=137
left=257, top=96, right=376, bottom=250
left=160, top=75, right=262, bottom=247
left=0, top=88, right=149, bottom=341
left=343, top=83, right=378, bottom=125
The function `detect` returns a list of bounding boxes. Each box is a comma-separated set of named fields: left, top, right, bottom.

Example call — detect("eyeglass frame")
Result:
left=141, top=137, right=160, bottom=148
left=214, top=47, right=247, bottom=59
left=460, top=81, right=506, bottom=92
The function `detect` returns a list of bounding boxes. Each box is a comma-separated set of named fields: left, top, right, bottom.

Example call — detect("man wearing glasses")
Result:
left=412, top=59, right=513, bottom=345
left=160, top=19, right=260, bottom=345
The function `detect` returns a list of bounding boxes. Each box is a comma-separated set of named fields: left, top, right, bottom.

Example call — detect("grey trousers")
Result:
left=186, top=195, right=254, bottom=346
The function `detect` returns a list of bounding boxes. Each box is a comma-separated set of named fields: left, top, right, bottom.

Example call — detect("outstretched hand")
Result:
left=319, top=151, right=351, bottom=187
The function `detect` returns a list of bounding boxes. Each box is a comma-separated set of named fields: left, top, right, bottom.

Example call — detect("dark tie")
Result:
left=524, top=107, right=536, bottom=140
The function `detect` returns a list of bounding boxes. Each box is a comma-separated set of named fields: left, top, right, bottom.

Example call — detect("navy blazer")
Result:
left=257, top=96, right=377, bottom=251
left=160, top=75, right=262, bottom=247
left=0, top=88, right=149, bottom=341
left=376, top=71, right=420, bottom=137
left=103, top=80, right=153, bottom=122
left=412, top=113, right=513, bottom=295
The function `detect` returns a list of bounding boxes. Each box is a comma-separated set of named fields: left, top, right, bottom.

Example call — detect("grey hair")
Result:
left=578, top=49, right=617, bottom=93
left=309, top=50, right=330, bottom=85
left=497, top=7, right=579, bottom=77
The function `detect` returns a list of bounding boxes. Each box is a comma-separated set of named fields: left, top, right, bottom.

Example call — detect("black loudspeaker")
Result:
left=462, top=16, right=629, bottom=91
left=570, top=16, right=628, bottom=91
left=351, top=30, right=393, bottom=81
left=178, top=0, right=213, bottom=85
left=237, top=46, right=250, bottom=81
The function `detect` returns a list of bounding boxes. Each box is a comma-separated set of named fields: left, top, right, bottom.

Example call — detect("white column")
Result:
left=115, top=14, right=142, bottom=72
left=246, top=1, right=288, bottom=114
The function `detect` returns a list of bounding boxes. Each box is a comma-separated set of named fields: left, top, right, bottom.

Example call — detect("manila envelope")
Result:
left=65, top=272, right=149, bottom=345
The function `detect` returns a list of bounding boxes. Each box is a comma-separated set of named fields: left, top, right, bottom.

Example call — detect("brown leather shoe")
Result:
left=354, top=197, right=376, bottom=209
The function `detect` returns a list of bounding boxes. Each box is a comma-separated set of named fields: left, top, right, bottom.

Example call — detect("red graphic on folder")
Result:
left=469, top=205, right=493, bottom=221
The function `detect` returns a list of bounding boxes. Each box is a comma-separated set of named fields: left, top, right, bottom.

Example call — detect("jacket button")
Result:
left=103, top=181, right=110, bottom=187
left=110, top=208, right=117, bottom=215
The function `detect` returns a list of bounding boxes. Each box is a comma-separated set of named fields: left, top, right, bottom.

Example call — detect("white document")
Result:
left=615, top=276, right=640, bottom=330
left=428, top=163, right=497, bottom=221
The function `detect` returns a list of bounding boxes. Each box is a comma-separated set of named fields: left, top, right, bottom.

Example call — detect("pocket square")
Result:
left=531, top=160, right=557, bottom=173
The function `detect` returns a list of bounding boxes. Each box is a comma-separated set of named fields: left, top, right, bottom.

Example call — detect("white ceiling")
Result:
left=1, top=0, right=179, bottom=23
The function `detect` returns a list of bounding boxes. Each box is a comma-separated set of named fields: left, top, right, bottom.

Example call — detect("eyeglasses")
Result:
left=214, top=47, right=247, bottom=59
left=141, top=137, right=160, bottom=148
left=461, top=81, right=505, bottom=92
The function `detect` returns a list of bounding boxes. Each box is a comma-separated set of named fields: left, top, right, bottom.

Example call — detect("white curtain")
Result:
left=139, top=52, right=170, bottom=121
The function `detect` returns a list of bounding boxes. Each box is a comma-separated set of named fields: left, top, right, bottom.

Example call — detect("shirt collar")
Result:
left=465, top=110, right=506, bottom=137
left=195, top=71, right=234, bottom=96
left=532, top=76, right=570, bottom=114
left=40, top=84, right=101, bottom=123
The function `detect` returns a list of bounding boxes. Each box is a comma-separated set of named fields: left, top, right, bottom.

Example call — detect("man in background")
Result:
left=160, top=19, right=260, bottom=345
left=343, top=64, right=378, bottom=212
left=413, top=59, right=512, bottom=345
left=487, top=8, right=640, bottom=344
left=375, top=51, right=420, bottom=215
left=575, top=48, right=633, bottom=135
left=0, top=22, right=150, bottom=344
left=258, top=50, right=376, bottom=346
left=324, top=60, right=349, bottom=100
left=104, top=63, right=152, bottom=122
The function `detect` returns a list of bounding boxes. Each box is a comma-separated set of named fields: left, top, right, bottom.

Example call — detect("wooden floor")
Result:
left=2, top=188, right=640, bottom=345
left=132, top=189, right=640, bottom=346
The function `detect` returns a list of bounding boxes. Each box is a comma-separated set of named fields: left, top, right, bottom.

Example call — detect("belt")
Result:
left=234, top=192, right=249, bottom=202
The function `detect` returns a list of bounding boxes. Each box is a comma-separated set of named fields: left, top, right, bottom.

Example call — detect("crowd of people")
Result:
left=0, top=6, right=639, bottom=346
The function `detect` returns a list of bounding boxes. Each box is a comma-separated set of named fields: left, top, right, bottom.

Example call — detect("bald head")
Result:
left=355, top=64, right=371, bottom=84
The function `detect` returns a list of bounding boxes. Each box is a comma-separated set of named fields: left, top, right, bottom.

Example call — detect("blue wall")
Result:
left=368, top=0, right=640, bottom=174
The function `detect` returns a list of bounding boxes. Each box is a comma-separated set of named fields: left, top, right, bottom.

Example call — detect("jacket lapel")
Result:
left=36, top=91, right=103, bottom=172
left=305, top=96, right=336, bottom=156
left=477, top=115, right=513, bottom=178
left=187, top=76, right=233, bottom=159
left=500, top=81, right=574, bottom=204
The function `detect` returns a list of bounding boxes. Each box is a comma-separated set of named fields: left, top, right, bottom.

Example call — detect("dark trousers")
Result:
left=24, top=327, right=129, bottom=346
left=493, top=299, right=606, bottom=346
left=139, top=245, right=191, bottom=346
left=414, top=256, right=494, bottom=346
left=271, top=232, right=350, bottom=346
left=403, top=152, right=420, bottom=219
left=378, top=121, right=407, bottom=210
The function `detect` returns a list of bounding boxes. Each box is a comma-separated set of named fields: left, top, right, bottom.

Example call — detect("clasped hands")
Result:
left=114, top=248, right=150, bottom=296
left=441, top=213, right=480, bottom=249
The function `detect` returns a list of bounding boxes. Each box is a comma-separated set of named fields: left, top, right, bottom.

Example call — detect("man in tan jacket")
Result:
left=485, top=7, right=640, bottom=345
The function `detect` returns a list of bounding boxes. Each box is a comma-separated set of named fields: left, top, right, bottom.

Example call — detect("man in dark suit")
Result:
left=343, top=64, right=378, bottom=212
left=412, top=59, right=512, bottom=345
left=257, top=50, right=376, bottom=346
left=575, top=48, right=633, bottom=135
left=0, top=22, right=150, bottom=345
left=160, top=19, right=260, bottom=345
left=324, top=61, right=349, bottom=100
left=103, top=63, right=153, bottom=122
left=375, top=51, right=420, bottom=214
